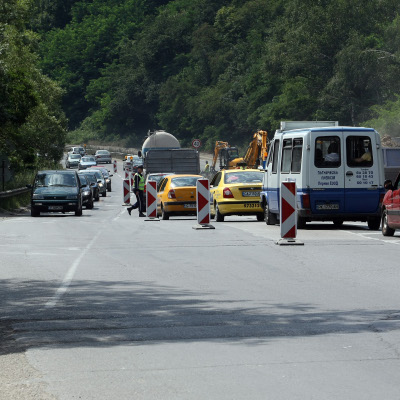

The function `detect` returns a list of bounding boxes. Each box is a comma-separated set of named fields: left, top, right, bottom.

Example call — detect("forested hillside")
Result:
left=3, top=0, right=400, bottom=155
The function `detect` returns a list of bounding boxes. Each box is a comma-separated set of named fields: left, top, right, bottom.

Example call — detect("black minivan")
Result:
left=28, top=170, right=84, bottom=217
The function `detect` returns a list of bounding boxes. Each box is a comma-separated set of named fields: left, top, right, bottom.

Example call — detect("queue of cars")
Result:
left=28, top=149, right=114, bottom=217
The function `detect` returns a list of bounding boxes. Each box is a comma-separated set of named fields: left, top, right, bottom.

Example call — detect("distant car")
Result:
left=381, top=173, right=400, bottom=236
left=78, top=174, right=94, bottom=209
left=67, top=146, right=86, bottom=157
left=210, top=169, right=264, bottom=222
left=156, top=174, right=202, bottom=220
left=66, top=153, right=81, bottom=168
left=90, top=167, right=112, bottom=191
left=95, top=150, right=112, bottom=164
left=28, top=170, right=84, bottom=217
left=79, top=171, right=100, bottom=201
left=78, top=156, right=97, bottom=170
left=89, top=170, right=107, bottom=197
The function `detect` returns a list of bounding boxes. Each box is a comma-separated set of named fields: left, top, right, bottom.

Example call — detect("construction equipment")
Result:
left=242, top=130, right=268, bottom=169
left=211, top=131, right=269, bottom=171
left=211, top=141, right=244, bottom=172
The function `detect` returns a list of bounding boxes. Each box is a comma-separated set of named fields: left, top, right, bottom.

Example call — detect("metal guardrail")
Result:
left=0, top=187, right=30, bottom=199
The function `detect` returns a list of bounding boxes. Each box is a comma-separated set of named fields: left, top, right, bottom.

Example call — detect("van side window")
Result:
left=346, top=136, right=373, bottom=167
left=281, top=139, right=292, bottom=173
left=315, top=136, right=341, bottom=168
left=272, top=140, right=280, bottom=173
left=291, top=138, right=303, bottom=173
left=267, top=141, right=274, bottom=166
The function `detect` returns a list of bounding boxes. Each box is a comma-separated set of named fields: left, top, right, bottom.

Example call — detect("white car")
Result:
left=66, top=153, right=81, bottom=168
left=95, top=150, right=112, bottom=164
left=79, top=156, right=97, bottom=170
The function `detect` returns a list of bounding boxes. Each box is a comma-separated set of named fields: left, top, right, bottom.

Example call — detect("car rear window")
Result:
left=97, top=150, right=110, bottom=155
left=171, top=177, right=199, bottom=187
left=82, top=157, right=95, bottom=162
left=70, top=154, right=81, bottom=159
left=224, top=171, right=262, bottom=184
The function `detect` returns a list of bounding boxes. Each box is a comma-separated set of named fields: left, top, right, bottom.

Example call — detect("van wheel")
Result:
left=256, top=213, right=264, bottom=222
left=333, top=219, right=343, bottom=227
left=368, top=217, right=380, bottom=230
left=215, top=202, right=224, bottom=222
left=381, top=210, right=395, bottom=236
left=297, top=216, right=306, bottom=229
left=264, top=202, right=277, bottom=225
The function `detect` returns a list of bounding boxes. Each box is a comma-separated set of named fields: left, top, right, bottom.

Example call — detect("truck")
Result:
left=139, top=131, right=200, bottom=175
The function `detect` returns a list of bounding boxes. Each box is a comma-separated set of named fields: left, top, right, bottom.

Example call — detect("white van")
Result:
left=260, top=122, right=385, bottom=229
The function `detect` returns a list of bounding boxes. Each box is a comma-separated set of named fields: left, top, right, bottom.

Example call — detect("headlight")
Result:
left=33, top=194, right=44, bottom=199
left=106, top=179, right=110, bottom=183
left=98, top=183, right=103, bottom=187
left=83, top=190, right=90, bottom=195
left=66, top=195, right=78, bottom=200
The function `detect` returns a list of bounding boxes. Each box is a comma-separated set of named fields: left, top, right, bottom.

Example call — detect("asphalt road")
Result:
left=1, top=160, right=400, bottom=399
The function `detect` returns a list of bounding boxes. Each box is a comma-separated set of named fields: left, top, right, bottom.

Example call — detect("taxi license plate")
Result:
left=48, top=206, right=63, bottom=210
left=316, top=203, right=339, bottom=210
left=242, top=191, right=260, bottom=197
left=184, top=204, right=196, bottom=208
left=244, top=202, right=259, bottom=208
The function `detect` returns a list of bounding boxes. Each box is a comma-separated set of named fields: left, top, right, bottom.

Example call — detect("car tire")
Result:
left=381, top=210, right=395, bottom=236
left=161, top=205, right=169, bottom=220
left=333, top=219, right=344, bottom=227
left=102, top=191, right=106, bottom=197
left=264, top=201, right=277, bottom=225
left=368, top=217, right=381, bottom=230
left=86, top=198, right=94, bottom=209
left=95, top=194, right=100, bottom=201
left=75, top=202, right=83, bottom=216
left=297, top=216, right=307, bottom=229
left=256, top=213, right=264, bottom=222
left=215, top=202, right=224, bottom=222
left=31, top=207, right=40, bottom=217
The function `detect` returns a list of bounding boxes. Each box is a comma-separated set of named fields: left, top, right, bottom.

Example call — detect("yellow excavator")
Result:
left=211, top=130, right=268, bottom=171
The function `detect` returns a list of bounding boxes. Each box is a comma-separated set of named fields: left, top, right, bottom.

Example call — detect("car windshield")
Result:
left=171, top=177, right=199, bottom=187
left=224, top=171, right=263, bottom=184
left=34, top=173, right=77, bottom=187
left=70, top=154, right=81, bottom=159
left=92, top=171, right=103, bottom=180
left=82, top=157, right=95, bottom=162
left=82, top=174, right=97, bottom=184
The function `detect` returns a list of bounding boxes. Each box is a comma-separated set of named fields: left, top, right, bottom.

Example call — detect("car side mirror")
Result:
left=138, top=150, right=142, bottom=158
left=109, top=174, right=113, bottom=177
left=97, top=179, right=102, bottom=183
left=384, top=179, right=393, bottom=191
left=26, top=184, right=32, bottom=189
left=90, top=182, right=95, bottom=186
left=80, top=184, right=86, bottom=188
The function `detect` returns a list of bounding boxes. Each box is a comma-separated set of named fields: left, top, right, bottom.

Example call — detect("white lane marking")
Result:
left=342, top=230, right=400, bottom=246
left=112, top=208, right=126, bottom=222
left=45, top=231, right=101, bottom=308
left=0, top=252, right=61, bottom=256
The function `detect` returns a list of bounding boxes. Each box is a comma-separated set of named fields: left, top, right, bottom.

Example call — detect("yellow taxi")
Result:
left=210, top=169, right=264, bottom=221
left=156, top=174, right=202, bottom=220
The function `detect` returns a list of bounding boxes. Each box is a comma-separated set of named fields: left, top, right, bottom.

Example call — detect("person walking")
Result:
left=127, top=165, right=145, bottom=217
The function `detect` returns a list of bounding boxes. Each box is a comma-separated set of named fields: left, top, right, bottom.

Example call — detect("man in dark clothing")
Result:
left=127, top=166, right=145, bottom=217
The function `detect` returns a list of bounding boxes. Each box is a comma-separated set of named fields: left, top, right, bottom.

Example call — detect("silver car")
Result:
left=66, top=154, right=81, bottom=168
left=79, top=156, right=97, bottom=170
left=95, top=150, right=112, bottom=164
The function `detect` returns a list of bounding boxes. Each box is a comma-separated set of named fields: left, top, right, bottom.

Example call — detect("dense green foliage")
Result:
left=4, top=0, right=400, bottom=156
left=0, top=0, right=67, bottom=170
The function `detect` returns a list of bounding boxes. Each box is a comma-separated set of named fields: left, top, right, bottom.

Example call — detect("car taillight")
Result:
left=223, top=187, right=234, bottom=198
left=302, top=193, right=311, bottom=209
left=168, top=189, right=176, bottom=199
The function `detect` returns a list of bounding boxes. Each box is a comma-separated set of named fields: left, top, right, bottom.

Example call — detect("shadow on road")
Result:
left=1, top=278, right=398, bottom=355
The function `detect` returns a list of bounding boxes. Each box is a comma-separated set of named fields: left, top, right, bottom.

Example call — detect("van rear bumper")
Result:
left=298, top=209, right=381, bottom=222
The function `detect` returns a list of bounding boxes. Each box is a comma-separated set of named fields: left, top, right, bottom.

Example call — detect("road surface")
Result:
left=1, top=160, right=399, bottom=399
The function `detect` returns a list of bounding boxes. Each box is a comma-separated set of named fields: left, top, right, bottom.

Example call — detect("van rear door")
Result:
left=309, top=131, right=345, bottom=214
left=343, top=130, right=380, bottom=213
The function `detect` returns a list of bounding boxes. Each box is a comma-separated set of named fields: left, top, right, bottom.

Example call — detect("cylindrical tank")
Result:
left=142, top=130, right=180, bottom=156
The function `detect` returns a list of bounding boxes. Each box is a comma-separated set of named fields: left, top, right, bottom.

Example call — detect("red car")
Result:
left=381, top=174, right=400, bottom=236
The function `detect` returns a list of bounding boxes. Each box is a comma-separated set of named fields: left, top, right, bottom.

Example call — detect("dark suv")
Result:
left=29, top=170, right=84, bottom=217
